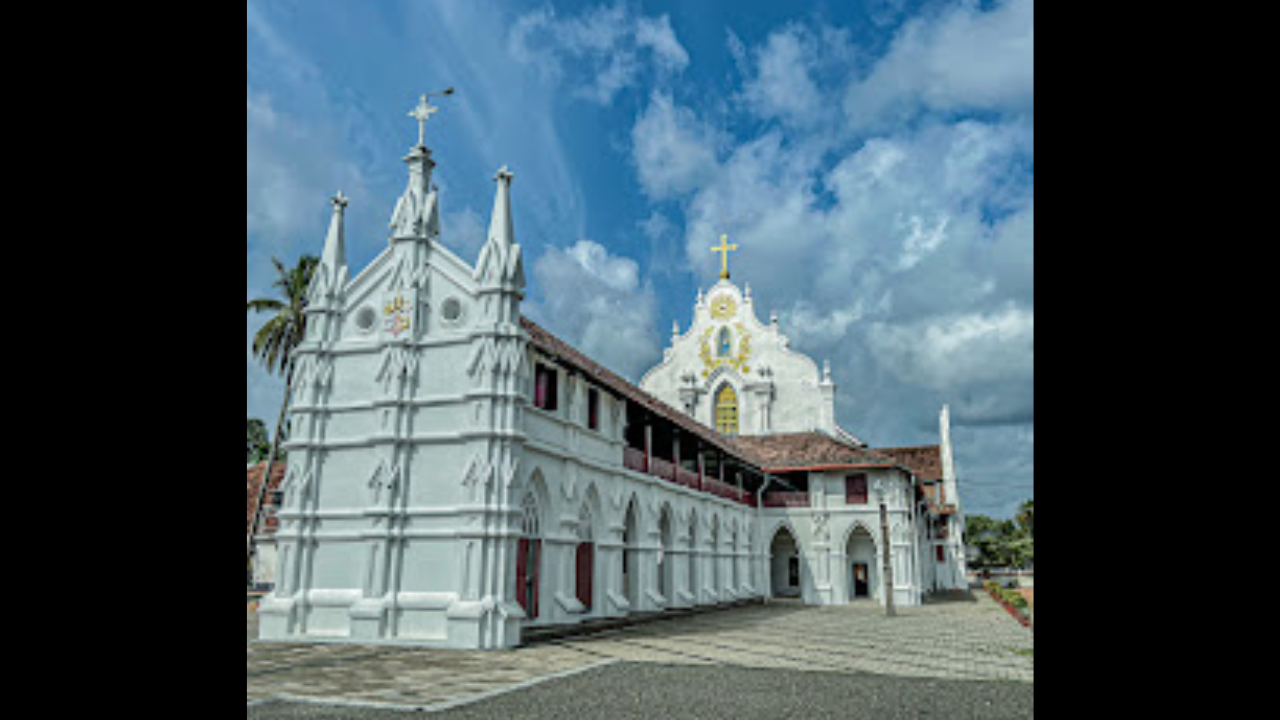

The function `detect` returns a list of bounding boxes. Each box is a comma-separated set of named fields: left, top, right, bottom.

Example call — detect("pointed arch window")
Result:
left=516, top=493, right=542, bottom=619
left=715, top=384, right=739, bottom=436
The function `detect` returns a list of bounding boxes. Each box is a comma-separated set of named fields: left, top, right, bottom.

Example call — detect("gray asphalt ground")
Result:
left=247, top=661, right=1033, bottom=719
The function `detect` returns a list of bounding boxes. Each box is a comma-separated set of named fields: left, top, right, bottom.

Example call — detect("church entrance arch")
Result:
left=769, top=525, right=800, bottom=598
left=845, top=524, right=877, bottom=601
left=516, top=492, right=542, bottom=619
left=575, top=502, right=594, bottom=612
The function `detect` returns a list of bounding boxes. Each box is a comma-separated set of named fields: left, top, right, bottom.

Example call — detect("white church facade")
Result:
left=256, top=99, right=968, bottom=650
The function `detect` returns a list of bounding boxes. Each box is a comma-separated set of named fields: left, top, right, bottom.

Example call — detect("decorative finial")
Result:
left=711, top=234, right=739, bottom=280
left=332, top=191, right=349, bottom=210
left=494, top=165, right=515, bottom=183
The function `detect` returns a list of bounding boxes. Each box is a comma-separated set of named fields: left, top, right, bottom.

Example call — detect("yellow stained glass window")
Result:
left=715, top=384, right=739, bottom=436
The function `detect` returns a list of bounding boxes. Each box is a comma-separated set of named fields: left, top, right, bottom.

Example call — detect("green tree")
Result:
left=247, top=418, right=270, bottom=464
left=246, top=255, right=319, bottom=576
left=965, top=506, right=1034, bottom=570
left=1016, top=499, right=1033, bottom=538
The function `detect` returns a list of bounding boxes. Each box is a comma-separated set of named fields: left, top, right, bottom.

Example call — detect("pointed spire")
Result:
left=474, top=166, right=523, bottom=290
left=321, top=191, right=348, bottom=272
left=488, top=166, right=515, bottom=246
left=939, top=404, right=958, bottom=507
left=309, top=191, right=350, bottom=307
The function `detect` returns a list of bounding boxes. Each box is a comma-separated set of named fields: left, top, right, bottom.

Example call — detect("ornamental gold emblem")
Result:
left=709, top=294, right=738, bottom=321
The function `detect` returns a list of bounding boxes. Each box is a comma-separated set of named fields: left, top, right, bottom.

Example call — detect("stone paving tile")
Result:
left=247, top=591, right=1031, bottom=708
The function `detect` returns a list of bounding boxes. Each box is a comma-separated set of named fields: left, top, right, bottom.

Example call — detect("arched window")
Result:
left=715, top=384, right=739, bottom=436
left=718, top=327, right=733, bottom=357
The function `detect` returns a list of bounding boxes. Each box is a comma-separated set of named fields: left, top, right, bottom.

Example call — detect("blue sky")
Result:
left=247, top=0, right=1034, bottom=518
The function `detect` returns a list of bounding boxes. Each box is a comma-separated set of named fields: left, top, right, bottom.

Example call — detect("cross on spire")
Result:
left=711, top=234, right=739, bottom=280
left=409, top=95, right=439, bottom=147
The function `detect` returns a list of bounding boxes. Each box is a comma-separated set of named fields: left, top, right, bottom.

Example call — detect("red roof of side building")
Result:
left=876, top=445, right=944, bottom=482
left=247, top=461, right=286, bottom=536
left=730, top=432, right=899, bottom=473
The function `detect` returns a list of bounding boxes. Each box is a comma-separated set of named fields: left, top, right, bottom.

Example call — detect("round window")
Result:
left=354, top=306, right=377, bottom=332
left=442, top=297, right=463, bottom=324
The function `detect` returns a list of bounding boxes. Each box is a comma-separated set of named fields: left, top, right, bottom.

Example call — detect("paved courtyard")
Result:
left=247, top=593, right=1032, bottom=715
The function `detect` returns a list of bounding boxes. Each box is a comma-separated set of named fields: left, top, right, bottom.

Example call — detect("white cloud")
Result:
left=734, top=23, right=856, bottom=130
left=866, top=304, right=1034, bottom=391
left=631, top=91, right=723, bottom=200
left=525, top=240, right=662, bottom=382
left=508, top=2, right=689, bottom=105
left=843, top=0, right=1034, bottom=131
left=781, top=300, right=866, bottom=349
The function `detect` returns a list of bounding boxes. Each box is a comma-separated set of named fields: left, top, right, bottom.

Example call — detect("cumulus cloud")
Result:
left=508, top=2, right=689, bottom=105
left=733, top=22, right=856, bottom=130
left=866, top=304, right=1034, bottom=390
left=631, top=91, right=724, bottom=200
left=843, top=0, right=1034, bottom=131
left=525, top=240, right=662, bottom=382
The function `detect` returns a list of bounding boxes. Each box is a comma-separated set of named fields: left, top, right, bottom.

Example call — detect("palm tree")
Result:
left=246, top=254, right=319, bottom=579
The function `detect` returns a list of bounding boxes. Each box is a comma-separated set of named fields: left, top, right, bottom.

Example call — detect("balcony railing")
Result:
left=623, top=446, right=648, bottom=474
left=673, top=465, right=701, bottom=491
left=621, top=446, right=752, bottom=506
left=761, top=491, right=811, bottom=508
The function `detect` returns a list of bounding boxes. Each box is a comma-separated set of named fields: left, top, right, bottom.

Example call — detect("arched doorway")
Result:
left=846, top=525, right=876, bottom=602
left=658, top=507, right=673, bottom=601
left=770, top=525, right=800, bottom=598
left=622, top=498, right=639, bottom=608
left=516, top=492, right=542, bottom=618
left=575, top=502, right=594, bottom=611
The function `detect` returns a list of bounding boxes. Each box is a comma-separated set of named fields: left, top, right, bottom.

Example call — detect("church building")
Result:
left=256, top=98, right=968, bottom=650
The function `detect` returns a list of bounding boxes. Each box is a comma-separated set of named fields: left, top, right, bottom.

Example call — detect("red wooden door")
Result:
left=575, top=542, right=593, bottom=610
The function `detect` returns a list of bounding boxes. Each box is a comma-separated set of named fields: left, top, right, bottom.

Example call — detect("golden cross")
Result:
left=711, top=234, right=738, bottom=280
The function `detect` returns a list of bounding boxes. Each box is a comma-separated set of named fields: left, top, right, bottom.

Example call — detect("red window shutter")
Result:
left=535, top=367, right=549, bottom=409
left=515, top=537, right=529, bottom=613
left=846, top=475, right=868, bottom=504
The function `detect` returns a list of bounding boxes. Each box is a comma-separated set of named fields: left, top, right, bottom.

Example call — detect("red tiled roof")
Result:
left=730, top=432, right=898, bottom=472
left=247, top=461, right=286, bottom=535
left=520, top=316, right=757, bottom=468
left=876, top=445, right=943, bottom=482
